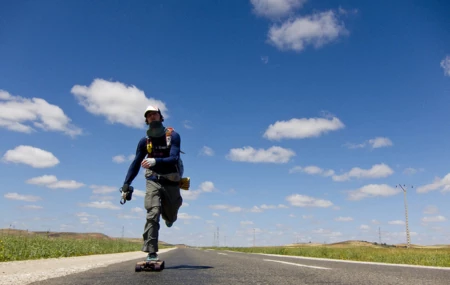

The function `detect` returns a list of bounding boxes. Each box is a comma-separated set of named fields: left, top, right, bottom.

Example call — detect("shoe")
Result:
left=146, top=253, right=159, bottom=261
left=165, top=220, right=173, bottom=228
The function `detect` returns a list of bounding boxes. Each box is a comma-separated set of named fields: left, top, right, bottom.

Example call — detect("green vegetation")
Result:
left=0, top=229, right=172, bottom=262
left=203, top=245, right=450, bottom=267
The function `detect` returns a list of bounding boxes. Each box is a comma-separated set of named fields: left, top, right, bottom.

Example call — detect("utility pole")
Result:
left=396, top=184, right=412, bottom=248
left=217, top=227, right=220, bottom=247
left=379, top=227, right=381, bottom=244
left=253, top=228, right=255, bottom=247
left=121, top=226, right=124, bottom=239
left=213, top=231, right=216, bottom=247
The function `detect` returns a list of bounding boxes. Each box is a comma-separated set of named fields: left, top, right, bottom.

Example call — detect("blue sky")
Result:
left=1, top=0, right=450, bottom=247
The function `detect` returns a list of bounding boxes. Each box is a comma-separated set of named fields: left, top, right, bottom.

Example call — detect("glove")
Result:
left=120, top=184, right=134, bottom=204
left=141, top=158, right=156, bottom=168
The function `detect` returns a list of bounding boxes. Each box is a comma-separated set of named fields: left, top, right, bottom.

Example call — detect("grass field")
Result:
left=0, top=229, right=173, bottom=262
left=203, top=242, right=450, bottom=267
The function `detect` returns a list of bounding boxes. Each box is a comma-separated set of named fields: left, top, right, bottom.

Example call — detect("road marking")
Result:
left=218, top=253, right=228, bottom=255
left=257, top=253, right=450, bottom=270
left=264, top=259, right=330, bottom=270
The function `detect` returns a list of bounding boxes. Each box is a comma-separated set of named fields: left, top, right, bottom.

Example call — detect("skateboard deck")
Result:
left=135, top=260, right=165, bottom=272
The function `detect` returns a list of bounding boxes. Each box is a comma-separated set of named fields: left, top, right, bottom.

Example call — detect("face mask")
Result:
left=147, top=121, right=165, bottom=137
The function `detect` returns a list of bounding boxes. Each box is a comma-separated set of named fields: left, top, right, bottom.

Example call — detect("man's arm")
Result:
left=154, top=132, right=180, bottom=165
left=123, top=137, right=147, bottom=185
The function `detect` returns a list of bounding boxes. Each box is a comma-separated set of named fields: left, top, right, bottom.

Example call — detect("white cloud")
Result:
left=240, top=220, right=254, bottom=225
left=76, top=212, right=97, bottom=224
left=371, top=219, right=380, bottom=224
left=440, top=55, right=450, bottom=76
left=290, top=163, right=393, bottom=182
left=133, top=189, right=145, bottom=198
left=289, top=165, right=335, bottom=176
left=423, top=205, right=439, bottom=215
left=332, top=163, right=394, bottom=182
left=209, top=204, right=243, bottom=212
left=90, top=185, right=117, bottom=194
left=421, top=216, right=446, bottom=223
left=251, top=204, right=289, bottom=213
left=416, top=173, right=450, bottom=193
left=131, top=207, right=144, bottom=213
left=311, top=228, right=342, bottom=237
left=181, top=190, right=202, bottom=200
left=112, top=154, right=135, bottom=163
left=26, top=175, right=85, bottom=189
left=90, top=195, right=115, bottom=201
left=79, top=201, right=120, bottom=210
left=200, top=146, right=214, bottom=156
left=267, top=10, right=348, bottom=52
left=4, top=192, right=42, bottom=202
left=250, top=0, right=306, bottom=19
left=182, top=120, right=193, bottom=129
left=0, top=90, right=82, bottom=137
left=181, top=181, right=216, bottom=200
left=226, top=146, right=295, bottom=163
left=199, top=181, right=216, bottom=192
left=71, top=78, right=168, bottom=129
left=178, top=213, right=201, bottom=220
left=388, top=220, right=405, bottom=225
left=347, top=184, right=400, bottom=200
left=403, top=167, right=424, bottom=175
left=250, top=206, right=263, bottom=213
left=335, top=216, right=353, bottom=222
left=261, top=56, right=269, bottom=64
left=2, top=145, right=60, bottom=168
left=345, top=137, right=393, bottom=149
left=263, top=116, right=344, bottom=140
left=360, top=225, right=370, bottom=230
left=286, top=194, right=333, bottom=208
left=25, top=174, right=58, bottom=185
left=20, top=205, right=43, bottom=210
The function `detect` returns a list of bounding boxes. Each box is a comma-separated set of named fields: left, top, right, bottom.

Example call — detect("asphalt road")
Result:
left=29, top=247, right=450, bottom=285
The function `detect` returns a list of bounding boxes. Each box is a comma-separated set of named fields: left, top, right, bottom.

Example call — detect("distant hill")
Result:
left=285, top=240, right=450, bottom=248
left=0, top=228, right=176, bottom=246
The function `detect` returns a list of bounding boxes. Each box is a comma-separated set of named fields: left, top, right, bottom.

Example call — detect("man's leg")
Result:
left=160, top=182, right=183, bottom=225
left=142, top=180, right=161, bottom=254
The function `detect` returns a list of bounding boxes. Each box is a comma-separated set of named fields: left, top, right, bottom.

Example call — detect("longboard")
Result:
left=135, top=260, right=165, bottom=272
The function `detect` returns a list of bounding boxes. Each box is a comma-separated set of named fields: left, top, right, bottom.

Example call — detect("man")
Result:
left=121, top=105, right=183, bottom=262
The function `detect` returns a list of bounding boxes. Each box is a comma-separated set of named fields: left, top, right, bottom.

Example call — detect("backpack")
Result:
left=146, top=127, right=184, bottom=177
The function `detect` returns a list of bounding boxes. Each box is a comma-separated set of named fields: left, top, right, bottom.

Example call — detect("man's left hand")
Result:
left=141, top=158, right=156, bottom=168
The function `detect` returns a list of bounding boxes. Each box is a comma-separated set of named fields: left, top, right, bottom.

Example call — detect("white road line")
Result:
left=218, top=253, right=228, bottom=255
left=257, top=253, right=450, bottom=270
left=264, top=259, right=330, bottom=270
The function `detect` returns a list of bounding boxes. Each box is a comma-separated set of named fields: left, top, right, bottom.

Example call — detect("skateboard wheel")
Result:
left=135, top=265, right=142, bottom=272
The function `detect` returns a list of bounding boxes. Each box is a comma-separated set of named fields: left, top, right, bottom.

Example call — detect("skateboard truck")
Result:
left=135, top=260, right=165, bottom=272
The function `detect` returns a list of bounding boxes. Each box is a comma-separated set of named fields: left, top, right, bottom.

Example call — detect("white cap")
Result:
left=144, top=105, right=160, bottom=117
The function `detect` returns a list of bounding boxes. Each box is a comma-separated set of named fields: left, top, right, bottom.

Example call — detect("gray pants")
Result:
left=141, top=179, right=182, bottom=253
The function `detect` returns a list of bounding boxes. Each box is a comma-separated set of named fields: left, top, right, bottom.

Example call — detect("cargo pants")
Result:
left=141, top=179, right=183, bottom=253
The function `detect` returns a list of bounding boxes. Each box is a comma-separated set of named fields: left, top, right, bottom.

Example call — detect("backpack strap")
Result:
left=165, top=127, right=185, bottom=154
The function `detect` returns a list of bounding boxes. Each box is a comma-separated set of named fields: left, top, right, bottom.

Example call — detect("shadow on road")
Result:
left=165, top=265, right=214, bottom=270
